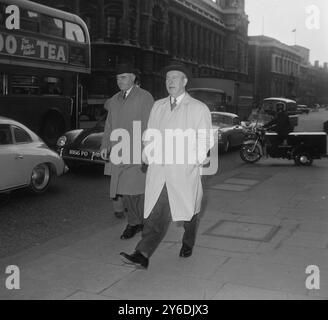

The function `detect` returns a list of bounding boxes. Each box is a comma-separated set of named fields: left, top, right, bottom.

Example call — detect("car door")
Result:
left=11, top=125, right=38, bottom=185
left=0, top=124, right=26, bottom=190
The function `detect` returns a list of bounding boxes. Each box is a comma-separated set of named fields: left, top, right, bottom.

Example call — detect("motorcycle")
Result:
left=240, top=124, right=327, bottom=166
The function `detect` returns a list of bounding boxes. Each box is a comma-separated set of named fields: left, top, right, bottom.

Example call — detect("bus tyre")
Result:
left=294, top=152, right=313, bottom=166
left=29, top=164, right=53, bottom=194
left=42, top=114, right=65, bottom=146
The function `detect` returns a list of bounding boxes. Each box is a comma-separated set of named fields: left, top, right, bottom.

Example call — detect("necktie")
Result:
left=123, top=91, right=127, bottom=100
left=171, top=98, right=177, bottom=111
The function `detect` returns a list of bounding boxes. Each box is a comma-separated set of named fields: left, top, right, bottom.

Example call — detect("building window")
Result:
left=106, top=16, right=121, bottom=39
left=152, top=5, right=164, bottom=49
left=83, top=15, right=96, bottom=40
left=105, top=1, right=123, bottom=41
left=129, top=1, right=137, bottom=42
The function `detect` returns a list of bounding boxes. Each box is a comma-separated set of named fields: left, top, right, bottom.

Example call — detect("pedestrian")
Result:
left=120, top=63, right=214, bottom=269
left=100, top=63, right=154, bottom=239
left=112, top=195, right=126, bottom=219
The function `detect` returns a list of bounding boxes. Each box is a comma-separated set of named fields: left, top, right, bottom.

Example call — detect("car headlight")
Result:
left=57, top=136, right=67, bottom=147
left=217, top=130, right=223, bottom=141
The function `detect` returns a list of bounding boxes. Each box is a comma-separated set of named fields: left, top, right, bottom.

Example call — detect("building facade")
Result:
left=248, top=35, right=302, bottom=104
left=33, top=0, right=250, bottom=101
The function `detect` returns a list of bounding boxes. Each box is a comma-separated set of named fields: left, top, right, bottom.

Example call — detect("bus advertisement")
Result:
left=0, top=0, right=91, bottom=146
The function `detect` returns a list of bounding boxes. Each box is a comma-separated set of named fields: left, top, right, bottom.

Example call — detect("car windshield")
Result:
left=189, top=90, right=224, bottom=106
left=247, top=110, right=273, bottom=124
left=211, top=114, right=233, bottom=126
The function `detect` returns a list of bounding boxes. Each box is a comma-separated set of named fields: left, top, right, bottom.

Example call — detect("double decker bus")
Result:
left=0, top=0, right=91, bottom=145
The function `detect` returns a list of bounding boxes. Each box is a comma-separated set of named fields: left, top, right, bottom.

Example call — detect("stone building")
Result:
left=32, top=0, right=250, bottom=101
left=248, top=35, right=302, bottom=104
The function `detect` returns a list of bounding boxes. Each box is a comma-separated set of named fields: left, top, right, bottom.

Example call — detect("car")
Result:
left=296, top=105, right=311, bottom=114
left=188, top=88, right=226, bottom=112
left=211, top=112, right=245, bottom=153
left=0, top=117, right=67, bottom=194
left=56, top=115, right=106, bottom=169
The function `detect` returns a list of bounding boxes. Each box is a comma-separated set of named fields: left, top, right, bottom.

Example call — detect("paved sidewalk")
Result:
left=1, top=158, right=328, bottom=300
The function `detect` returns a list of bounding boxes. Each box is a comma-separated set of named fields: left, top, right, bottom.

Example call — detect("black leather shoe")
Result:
left=114, top=211, right=125, bottom=219
left=120, top=224, right=143, bottom=239
left=179, top=244, right=193, bottom=258
left=120, top=251, right=149, bottom=269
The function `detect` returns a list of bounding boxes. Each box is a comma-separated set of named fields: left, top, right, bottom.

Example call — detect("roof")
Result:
left=1, top=0, right=84, bottom=24
left=211, top=111, right=238, bottom=118
left=188, top=88, right=225, bottom=94
left=0, top=116, right=17, bottom=124
left=0, top=116, right=40, bottom=140
left=263, top=97, right=296, bottom=104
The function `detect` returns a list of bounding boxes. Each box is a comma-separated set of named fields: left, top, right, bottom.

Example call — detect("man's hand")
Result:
left=100, top=148, right=109, bottom=161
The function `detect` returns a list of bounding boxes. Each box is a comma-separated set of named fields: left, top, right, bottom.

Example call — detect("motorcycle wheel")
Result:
left=240, top=144, right=262, bottom=163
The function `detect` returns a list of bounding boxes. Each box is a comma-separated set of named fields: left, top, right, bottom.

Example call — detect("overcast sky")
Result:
left=245, top=0, right=328, bottom=65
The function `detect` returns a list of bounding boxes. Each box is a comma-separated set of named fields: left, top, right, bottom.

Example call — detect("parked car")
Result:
left=56, top=115, right=106, bottom=169
left=211, top=112, right=245, bottom=153
left=296, top=105, right=311, bottom=114
left=188, top=88, right=226, bottom=112
left=0, top=117, right=66, bottom=194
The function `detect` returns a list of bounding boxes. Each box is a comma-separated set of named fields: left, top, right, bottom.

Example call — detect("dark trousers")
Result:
left=136, top=185, right=199, bottom=257
left=122, top=194, right=144, bottom=226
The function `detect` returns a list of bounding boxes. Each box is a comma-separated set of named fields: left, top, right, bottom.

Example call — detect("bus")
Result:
left=0, top=0, right=91, bottom=146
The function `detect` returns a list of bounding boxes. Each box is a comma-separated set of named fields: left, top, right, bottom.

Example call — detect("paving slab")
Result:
left=101, top=271, right=224, bottom=300
left=19, top=253, right=133, bottom=294
left=208, top=259, right=308, bottom=296
left=212, top=283, right=309, bottom=300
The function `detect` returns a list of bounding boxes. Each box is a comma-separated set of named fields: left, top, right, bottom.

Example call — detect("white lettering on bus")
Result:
left=5, top=35, right=17, bottom=54
left=48, top=43, right=56, bottom=59
left=5, top=5, right=20, bottom=30
left=36, top=40, right=66, bottom=61
left=57, top=46, right=66, bottom=61
left=0, top=34, right=18, bottom=53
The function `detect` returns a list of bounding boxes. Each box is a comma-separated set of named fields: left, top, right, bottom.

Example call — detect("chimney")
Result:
left=314, top=60, right=319, bottom=68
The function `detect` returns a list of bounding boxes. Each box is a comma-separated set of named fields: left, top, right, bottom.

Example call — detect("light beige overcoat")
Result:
left=143, top=93, right=214, bottom=222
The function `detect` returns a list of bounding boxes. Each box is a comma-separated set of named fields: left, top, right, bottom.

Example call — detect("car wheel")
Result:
left=29, top=163, right=52, bottom=194
left=294, top=152, right=313, bottom=166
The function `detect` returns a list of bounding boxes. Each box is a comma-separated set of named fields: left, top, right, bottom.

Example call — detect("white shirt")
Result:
left=170, top=92, right=185, bottom=107
left=123, top=86, right=134, bottom=98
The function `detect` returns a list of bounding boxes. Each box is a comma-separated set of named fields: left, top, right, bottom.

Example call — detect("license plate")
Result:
left=67, top=149, right=103, bottom=162
left=68, top=149, right=90, bottom=158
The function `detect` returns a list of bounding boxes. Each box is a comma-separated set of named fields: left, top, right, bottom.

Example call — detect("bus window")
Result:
left=11, top=75, right=40, bottom=95
left=21, top=10, right=39, bottom=32
left=0, top=3, right=5, bottom=28
left=41, top=15, right=64, bottom=38
left=41, top=77, right=62, bottom=95
left=65, top=21, right=85, bottom=43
